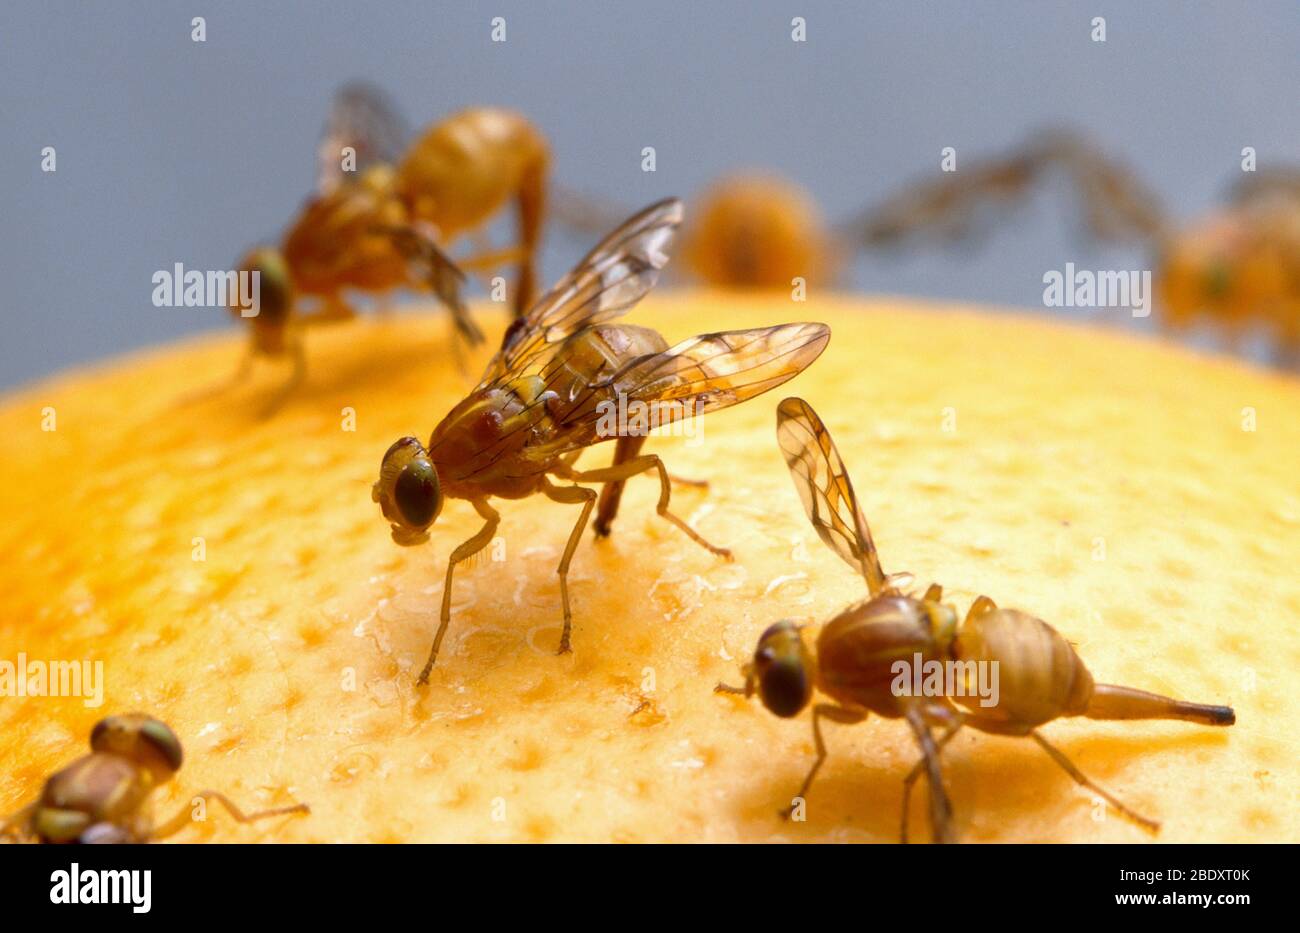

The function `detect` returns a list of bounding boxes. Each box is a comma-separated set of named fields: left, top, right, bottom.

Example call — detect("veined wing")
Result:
left=1229, top=167, right=1300, bottom=207
left=526, top=322, right=830, bottom=460
left=845, top=129, right=1165, bottom=250
left=317, top=81, right=409, bottom=194
left=377, top=222, right=479, bottom=344
left=478, top=198, right=684, bottom=387
left=775, top=397, right=887, bottom=595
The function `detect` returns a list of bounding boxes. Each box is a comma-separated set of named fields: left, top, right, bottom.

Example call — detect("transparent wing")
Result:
left=1229, top=167, right=1300, bottom=207
left=844, top=129, right=1165, bottom=251
left=478, top=198, right=684, bottom=387
left=526, top=323, right=830, bottom=459
left=317, top=81, right=409, bottom=194
left=376, top=222, right=479, bottom=344
left=775, top=397, right=886, bottom=595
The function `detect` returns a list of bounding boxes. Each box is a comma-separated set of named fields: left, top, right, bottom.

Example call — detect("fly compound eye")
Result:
left=395, top=459, right=439, bottom=528
left=758, top=656, right=812, bottom=718
left=233, top=248, right=291, bottom=323
left=753, top=621, right=813, bottom=718
left=89, top=717, right=111, bottom=751
left=139, top=718, right=184, bottom=772
left=375, top=437, right=440, bottom=539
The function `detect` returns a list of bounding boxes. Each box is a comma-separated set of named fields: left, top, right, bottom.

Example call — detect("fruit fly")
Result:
left=561, top=132, right=1300, bottom=365
left=555, top=174, right=837, bottom=290
left=371, top=198, right=831, bottom=685
left=718, top=397, right=1236, bottom=843
left=220, top=82, right=550, bottom=414
left=855, top=129, right=1300, bottom=365
left=0, top=714, right=308, bottom=843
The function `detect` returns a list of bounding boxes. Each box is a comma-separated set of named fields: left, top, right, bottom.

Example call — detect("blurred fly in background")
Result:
left=205, top=82, right=551, bottom=414
left=557, top=131, right=1300, bottom=367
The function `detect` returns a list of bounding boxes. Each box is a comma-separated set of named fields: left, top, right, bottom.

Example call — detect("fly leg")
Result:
left=904, top=704, right=956, bottom=843
left=150, top=791, right=309, bottom=841
left=965, top=595, right=998, bottom=623
left=569, top=455, right=732, bottom=559
left=592, top=436, right=708, bottom=537
left=419, top=498, right=500, bottom=685
left=511, top=156, right=546, bottom=316
left=174, top=347, right=255, bottom=408
left=592, top=435, right=647, bottom=537
left=0, top=802, right=35, bottom=841
left=1029, top=730, right=1160, bottom=833
left=541, top=480, right=598, bottom=654
left=900, top=711, right=966, bottom=844
left=258, top=337, right=307, bottom=419
left=782, top=704, right=865, bottom=821
left=301, top=292, right=358, bottom=325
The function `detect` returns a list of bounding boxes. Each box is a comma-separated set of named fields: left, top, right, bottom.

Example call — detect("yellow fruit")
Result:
left=0, top=293, right=1295, bottom=842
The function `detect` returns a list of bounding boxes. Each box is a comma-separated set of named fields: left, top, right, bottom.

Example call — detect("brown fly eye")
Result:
left=139, top=718, right=183, bottom=771
left=395, top=461, right=438, bottom=527
left=89, top=718, right=109, bottom=750
left=753, top=620, right=812, bottom=717
left=759, top=659, right=811, bottom=718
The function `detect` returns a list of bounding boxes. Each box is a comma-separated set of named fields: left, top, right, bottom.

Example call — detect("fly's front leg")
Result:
left=783, top=704, right=865, bottom=821
left=174, top=346, right=255, bottom=408
left=150, top=791, right=309, bottom=841
left=419, top=498, right=500, bottom=686
left=542, top=479, right=598, bottom=654
left=258, top=338, right=306, bottom=419
left=0, top=802, right=35, bottom=841
left=571, top=455, right=731, bottom=560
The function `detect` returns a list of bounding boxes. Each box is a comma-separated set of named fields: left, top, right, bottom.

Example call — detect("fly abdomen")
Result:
left=952, top=608, right=1094, bottom=728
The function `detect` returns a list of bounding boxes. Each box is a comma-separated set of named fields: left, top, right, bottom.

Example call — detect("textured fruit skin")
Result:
left=0, top=292, right=1295, bottom=842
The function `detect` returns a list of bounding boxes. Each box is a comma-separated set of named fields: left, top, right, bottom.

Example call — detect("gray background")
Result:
left=2, top=0, right=1297, bottom=388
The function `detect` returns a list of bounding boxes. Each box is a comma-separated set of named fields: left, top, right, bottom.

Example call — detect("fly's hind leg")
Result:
left=541, top=479, right=598, bottom=654
left=150, top=791, right=309, bottom=841
left=570, top=455, right=731, bottom=560
left=782, top=704, right=865, bottom=821
left=419, top=498, right=501, bottom=685
left=593, top=435, right=647, bottom=537
left=1029, top=729, right=1160, bottom=833
left=594, top=436, right=708, bottom=537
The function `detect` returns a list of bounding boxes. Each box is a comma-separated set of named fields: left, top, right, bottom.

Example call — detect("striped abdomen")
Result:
left=952, top=608, right=1093, bottom=731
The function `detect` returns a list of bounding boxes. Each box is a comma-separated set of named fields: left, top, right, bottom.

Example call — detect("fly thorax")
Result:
left=816, top=595, right=943, bottom=714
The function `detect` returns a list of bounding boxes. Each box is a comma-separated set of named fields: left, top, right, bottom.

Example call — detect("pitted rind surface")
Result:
left=0, top=293, right=1295, bottom=842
